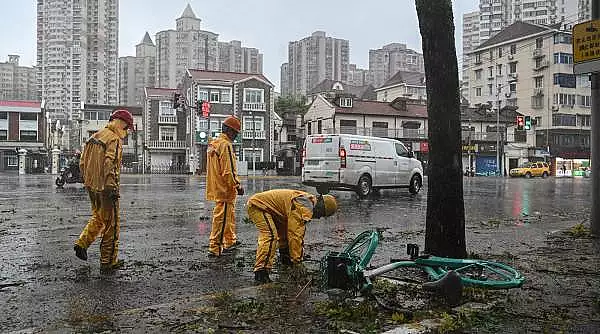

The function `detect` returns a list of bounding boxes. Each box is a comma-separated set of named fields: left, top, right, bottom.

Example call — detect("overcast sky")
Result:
left=0, top=0, right=478, bottom=91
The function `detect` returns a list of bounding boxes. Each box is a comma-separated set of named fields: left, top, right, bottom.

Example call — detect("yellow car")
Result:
left=509, top=162, right=550, bottom=178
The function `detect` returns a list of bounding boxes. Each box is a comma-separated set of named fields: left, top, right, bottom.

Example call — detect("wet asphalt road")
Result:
left=0, top=173, right=593, bottom=332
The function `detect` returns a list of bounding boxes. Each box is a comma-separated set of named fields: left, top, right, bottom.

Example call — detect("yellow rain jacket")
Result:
left=206, top=133, right=240, bottom=202
left=79, top=121, right=127, bottom=192
left=247, top=189, right=316, bottom=262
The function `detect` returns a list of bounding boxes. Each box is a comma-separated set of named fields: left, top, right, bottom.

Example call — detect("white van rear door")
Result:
left=303, top=135, right=341, bottom=181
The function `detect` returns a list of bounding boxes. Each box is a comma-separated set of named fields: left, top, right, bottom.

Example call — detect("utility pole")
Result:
left=592, top=0, right=600, bottom=235
left=251, top=111, right=256, bottom=177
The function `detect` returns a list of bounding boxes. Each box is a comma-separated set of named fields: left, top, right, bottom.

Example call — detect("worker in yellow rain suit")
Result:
left=206, top=116, right=244, bottom=257
left=247, top=189, right=338, bottom=283
left=73, top=109, right=133, bottom=273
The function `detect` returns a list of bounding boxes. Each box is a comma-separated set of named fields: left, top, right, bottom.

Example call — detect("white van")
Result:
left=301, top=134, right=424, bottom=198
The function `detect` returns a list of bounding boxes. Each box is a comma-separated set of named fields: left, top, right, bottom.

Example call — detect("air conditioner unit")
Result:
left=551, top=105, right=559, bottom=111
left=508, top=54, right=514, bottom=60
left=532, top=49, right=543, bottom=57
left=509, top=73, right=518, bottom=80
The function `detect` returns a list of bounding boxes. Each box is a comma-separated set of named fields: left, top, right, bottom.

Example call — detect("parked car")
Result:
left=509, top=162, right=550, bottom=178
left=301, top=134, right=424, bottom=198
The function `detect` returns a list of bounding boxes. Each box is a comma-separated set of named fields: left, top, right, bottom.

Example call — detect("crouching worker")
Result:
left=247, top=189, right=338, bottom=284
left=73, top=109, right=133, bottom=273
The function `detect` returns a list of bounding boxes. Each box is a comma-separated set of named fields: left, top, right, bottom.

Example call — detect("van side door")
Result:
left=394, top=142, right=411, bottom=185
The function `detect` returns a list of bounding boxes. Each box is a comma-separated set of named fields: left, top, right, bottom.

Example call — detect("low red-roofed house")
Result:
left=0, top=100, right=46, bottom=172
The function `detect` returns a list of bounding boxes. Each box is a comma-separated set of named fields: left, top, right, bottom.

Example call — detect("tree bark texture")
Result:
left=415, top=0, right=467, bottom=258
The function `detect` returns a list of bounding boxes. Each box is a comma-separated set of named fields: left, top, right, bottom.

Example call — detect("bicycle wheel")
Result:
left=342, top=230, right=379, bottom=268
left=427, top=259, right=525, bottom=289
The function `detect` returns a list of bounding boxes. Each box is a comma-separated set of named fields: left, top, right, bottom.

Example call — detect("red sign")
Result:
left=420, top=142, right=429, bottom=153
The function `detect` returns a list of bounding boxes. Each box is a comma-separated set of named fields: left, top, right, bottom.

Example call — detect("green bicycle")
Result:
left=325, top=230, right=525, bottom=303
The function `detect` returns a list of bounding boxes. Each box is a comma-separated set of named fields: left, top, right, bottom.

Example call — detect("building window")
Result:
left=578, top=95, right=591, bottom=107
left=496, top=64, right=502, bottom=75
left=553, top=73, right=576, bottom=88
left=498, top=47, right=503, bottom=58
left=242, top=148, right=263, bottom=162
left=509, top=62, right=517, bottom=73
left=242, top=116, right=264, bottom=131
left=339, top=97, right=352, bottom=107
left=488, top=66, right=493, bottom=78
left=553, top=52, right=573, bottom=64
left=307, top=122, right=312, bottom=135
left=0, top=129, right=7, bottom=140
left=554, top=93, right=576, bottom=106
left=159, top=100, right=175, bottom=116
left=488, top=84, right=493, bottom=96
left=509, top=83, right=516, bottom=92
left=7, top=155, right=17, bottom=167
left=221, top=89, right=231, bottom=103
left=475, top=87, right=482, bottom=96
left=210, top=91, right=220, bottom=103
left=244, top=88, right=264, bottom=104
left=339, top=119, right=357, bottom=134
left=20, top=113, right=37, bottom=121
left=197, top=90, right=209, bottom=102
left=159, top=126, right=176, bottom=141
left=553, top=33, right=572, bottom=44
left=510, top=44, right=516, bottom=54
left=535, top=37, right=543, bottom=49
left=20, top=130, right=37, bottom=141
left=534, top=76, right=544, bottom=88
left=475, top=69, right=482, bottom=80
left=475, top=53, right=481, bottom=63
left=0, top=112, right=6, bottom=120
left=489, top=50, right=494, bottom=61
left=552, top=114, right=576, bottom=126
left=531, top=96, right=544, bottom=109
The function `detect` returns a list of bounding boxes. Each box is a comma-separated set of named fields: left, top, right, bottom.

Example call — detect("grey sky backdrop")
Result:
left=0, top=0, right=479, bottom=91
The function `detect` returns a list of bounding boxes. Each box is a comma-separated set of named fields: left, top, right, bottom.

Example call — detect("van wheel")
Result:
left=316, top=186, right=330, bottom=195
left=409, top=174, right=422, bottom=194
left=525, top=172, right=532, bottom=178
left=542, top=172, right=548, bottom=178
left=356, top=174, right=372, bottom=199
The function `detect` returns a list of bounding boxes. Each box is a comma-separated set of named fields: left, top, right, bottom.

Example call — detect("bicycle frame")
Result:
left=326, top=230, right=525, bottom=294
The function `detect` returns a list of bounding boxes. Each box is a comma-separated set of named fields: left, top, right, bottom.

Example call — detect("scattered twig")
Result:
left=0, top=281, right=27, bottom=289
left=294, top=278, right=313, bottom=300
left=0, top=208, right=16, bottom=214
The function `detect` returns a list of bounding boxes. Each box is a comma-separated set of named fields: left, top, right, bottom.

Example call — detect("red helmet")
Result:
left=110, top=109, right=134, bottom=130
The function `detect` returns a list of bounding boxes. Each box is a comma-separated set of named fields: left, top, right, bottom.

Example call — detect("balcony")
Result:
left=158, top=115, right=178, bottom=124
left=321, top=127, right=427, bottom=139
left=243, top=102, right=266, bottom=111
left=147, top=140, right=186, bottom=150
left=242, top=130, right=266, bottom=139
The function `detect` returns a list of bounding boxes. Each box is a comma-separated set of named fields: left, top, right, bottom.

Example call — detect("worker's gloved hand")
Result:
left=237, top=186, right=245, bottom=196
left=279, top=247, right=292, bottom=265
left=104, top=187, right=120, bottom=202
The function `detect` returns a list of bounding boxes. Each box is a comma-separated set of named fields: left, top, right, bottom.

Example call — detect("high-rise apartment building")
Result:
left=282, top=31, right=350, bottom=97
left=368, top=43, right=425, bottom=89
left=347, top=64, right=369, bottom=87
left=36, top=0, right=118, bottom=121
left=217, top=40, right=263, bottom=74
left=578, top=0, right=592, bottom=21
left=118, top=32, right=156, bottom=106
left=0, top=55, right=38, bottom=101
left=462, top=11, right=481, bottom=101
left=155, top=5, right=263, bottom=88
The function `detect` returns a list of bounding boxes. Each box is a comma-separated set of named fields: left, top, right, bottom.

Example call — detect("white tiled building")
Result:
left=118, top=33, right=156, bottom=107
left=466, top=21, right=590, bottom=160
left=36, top=0, right=118, bottom=121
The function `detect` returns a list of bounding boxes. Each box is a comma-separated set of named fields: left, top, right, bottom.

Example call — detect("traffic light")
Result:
left=516, top=116, right=524, bottom=130
left=202, top=101, right=211, bottom=118
left=524, top=116, right=531, bottom=130
left=172, top=93, right=181, bottom=109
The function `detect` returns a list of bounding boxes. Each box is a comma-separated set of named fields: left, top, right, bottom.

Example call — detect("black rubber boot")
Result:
left=74, top=244, right=87, bottom=261
left=254, top=269, right=272, bottom=284
left=279, top=248, right=292, bottom=265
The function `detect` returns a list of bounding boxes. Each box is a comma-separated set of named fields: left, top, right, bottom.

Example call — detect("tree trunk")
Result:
left=415, top=0, right=466, bottom=258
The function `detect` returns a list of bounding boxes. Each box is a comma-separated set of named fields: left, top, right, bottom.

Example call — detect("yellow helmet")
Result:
left=322, top=195, right=338, bottom=217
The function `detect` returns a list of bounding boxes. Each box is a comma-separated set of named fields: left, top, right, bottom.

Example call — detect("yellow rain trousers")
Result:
left=206, top=133, right=241, bottom=255
left=247, top=189, right=315, bottom=272
left=76, top=192, right=120, bottom=265
left=75, top=121, right=126, bottom=266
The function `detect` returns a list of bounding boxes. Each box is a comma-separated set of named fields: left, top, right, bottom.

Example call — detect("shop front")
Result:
left=553, top=157, right=591, bottom=178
